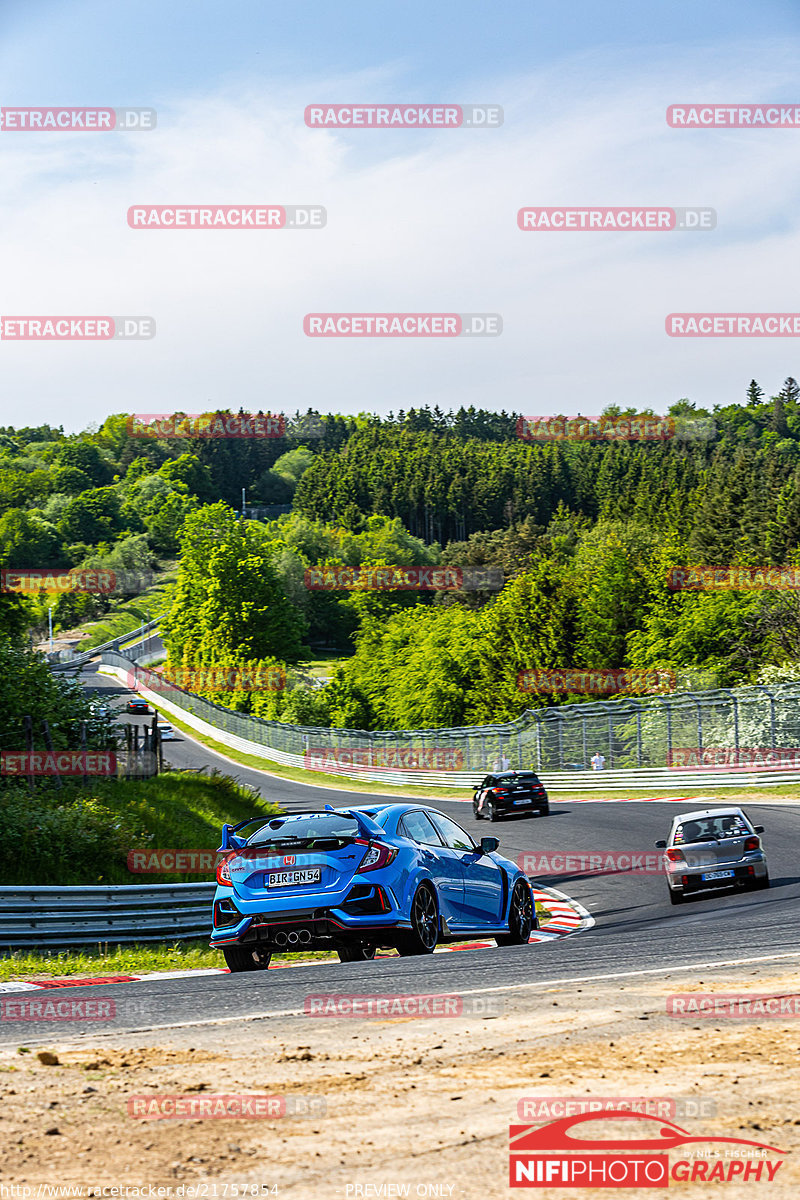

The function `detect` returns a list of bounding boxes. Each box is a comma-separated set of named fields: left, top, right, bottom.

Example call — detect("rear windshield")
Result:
left=247, top=813, right=360, bottom=847
left=497, top=773, right=540, bottom=784
left=673, top=814, right=751, bottom=844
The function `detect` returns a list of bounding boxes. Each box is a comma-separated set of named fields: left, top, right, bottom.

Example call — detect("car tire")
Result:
left=396, top=884, right=439, bottom=956
left=668, top=889, right=684, bottom=905
left=752, top=871, right=770, bottom=891
left=337, top=944, right=377, bottom=962
left=473, top=800, right=484, bottom=820
left=222, top=945, right=272, bottom=972
left=539, top=804, right=550, bottom=816
left=496, top=881, right=534, bottom=946
left=490, top=805, right=501, bottom=823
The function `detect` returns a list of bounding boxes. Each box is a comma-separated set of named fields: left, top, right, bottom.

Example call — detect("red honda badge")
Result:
left=283, top=855, right=296, bottom=866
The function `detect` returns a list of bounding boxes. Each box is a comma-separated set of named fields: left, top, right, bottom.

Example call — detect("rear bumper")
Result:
left=209, top=884, right=410, bottom=949
left=493, top=798, right=548, bottom=815
left=667, top=857, right=767, bottom=894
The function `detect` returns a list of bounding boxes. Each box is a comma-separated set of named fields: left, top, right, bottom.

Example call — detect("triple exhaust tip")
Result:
left=274, top=929, right=312, bottom=946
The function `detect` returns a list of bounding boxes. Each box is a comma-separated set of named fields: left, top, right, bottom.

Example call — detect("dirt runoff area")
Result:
left=0, top=962, right=799, bottom=1199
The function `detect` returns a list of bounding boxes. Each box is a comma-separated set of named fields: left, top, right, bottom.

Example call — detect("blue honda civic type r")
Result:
left=210, top=803, right=537, bottom=972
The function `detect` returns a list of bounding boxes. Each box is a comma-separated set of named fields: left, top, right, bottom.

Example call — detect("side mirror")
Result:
left=754, top=825, right=765, bottom=834
left=480, top=836, right=500, bottom=854
left=654, top=840, right=667, bottom=849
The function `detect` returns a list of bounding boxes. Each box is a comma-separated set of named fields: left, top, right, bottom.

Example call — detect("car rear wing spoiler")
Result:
left=218, top=807, right=385, bottom=852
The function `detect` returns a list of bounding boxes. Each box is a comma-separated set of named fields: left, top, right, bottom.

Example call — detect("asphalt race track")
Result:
left=4, top=662, right=798, bottom=1046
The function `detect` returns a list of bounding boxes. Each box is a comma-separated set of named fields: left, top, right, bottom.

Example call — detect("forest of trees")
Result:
left=3, top=382, right=800, bottom=733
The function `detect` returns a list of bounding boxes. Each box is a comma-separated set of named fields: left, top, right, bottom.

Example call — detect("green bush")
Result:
left=0, top=770, right=282, bottom=885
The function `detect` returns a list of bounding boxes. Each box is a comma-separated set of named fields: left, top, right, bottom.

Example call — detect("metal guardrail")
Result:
left=50, top=620, right=160, bottom=671
left=0, top=883, right=214, bottom=949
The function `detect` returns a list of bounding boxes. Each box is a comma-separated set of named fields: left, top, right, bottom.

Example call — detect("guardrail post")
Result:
left=23, top=715, right=34, bottom=791
left=80, top=720, right=88, bottom=785
left=41, top=720, right=62, bottom=789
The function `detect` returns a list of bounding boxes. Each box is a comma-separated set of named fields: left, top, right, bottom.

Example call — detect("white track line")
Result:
left=7, top=951, right=800, bottom=1045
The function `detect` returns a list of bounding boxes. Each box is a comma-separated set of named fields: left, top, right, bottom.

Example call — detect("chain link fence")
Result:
left=100, top=652, right=800, bottom=777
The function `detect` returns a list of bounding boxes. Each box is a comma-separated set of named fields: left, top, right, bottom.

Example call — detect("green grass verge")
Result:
left=0, top=941, right=336, bottom=980
left=0, top=770, right=281, bottom=886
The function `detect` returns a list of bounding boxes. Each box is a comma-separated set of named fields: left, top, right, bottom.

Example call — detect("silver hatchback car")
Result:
left=655, top=806, right=769, bottom=905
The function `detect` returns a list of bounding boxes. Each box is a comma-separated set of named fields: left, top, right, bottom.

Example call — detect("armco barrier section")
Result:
left=50, top=619, right=160, bottom=671
left=100, top=656, right=800, bottom=791
left=0, top=883, right=215, bottom=949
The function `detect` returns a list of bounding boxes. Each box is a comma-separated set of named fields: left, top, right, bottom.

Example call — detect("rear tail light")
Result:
left=490, top=789, right=509, bottom=796
left=665, top=848, right=684, bottom=863
left=216, top=853, right=235, bottom=885
left=355, top=840, right=398, bottom=873
left=744, top=836, right=760, bottom=852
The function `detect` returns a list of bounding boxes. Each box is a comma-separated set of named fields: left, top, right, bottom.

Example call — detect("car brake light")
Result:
left=216, top=853, right=235, bottom=885
left=490, top=789, right=509, bottom=796
left=744, top=836, right=760, bottom=852
left=355, top=841, right=398, bottom=873
left=665, top=848, right=684, bottom=863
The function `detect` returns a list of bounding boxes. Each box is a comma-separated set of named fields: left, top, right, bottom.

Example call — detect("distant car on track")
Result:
left=473, top=771, right=549, bottom=821
left=126, top=698, right=149, bottom=714
left=210, top=803, right=538, bottom=972
left=156, top=720, right=176, bottom=740
left=655, top=805, right=769, bottom=905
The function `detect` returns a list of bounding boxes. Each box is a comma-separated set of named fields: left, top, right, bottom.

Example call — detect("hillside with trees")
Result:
left=3, top=383, right=800, bottom=732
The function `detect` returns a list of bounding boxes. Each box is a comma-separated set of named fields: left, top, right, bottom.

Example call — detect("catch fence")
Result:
left=100, top=652, right=800, bottom=785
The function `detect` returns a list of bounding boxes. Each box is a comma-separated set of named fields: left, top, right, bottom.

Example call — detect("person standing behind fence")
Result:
left=591, top=751, right=606, bottom=770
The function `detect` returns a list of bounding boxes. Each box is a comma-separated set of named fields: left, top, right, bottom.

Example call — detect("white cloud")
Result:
left=2, top=41, right=800, bottom=431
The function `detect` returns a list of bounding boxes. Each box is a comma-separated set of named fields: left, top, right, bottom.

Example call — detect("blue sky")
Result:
left=2, top=0, right=800, bottom=430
